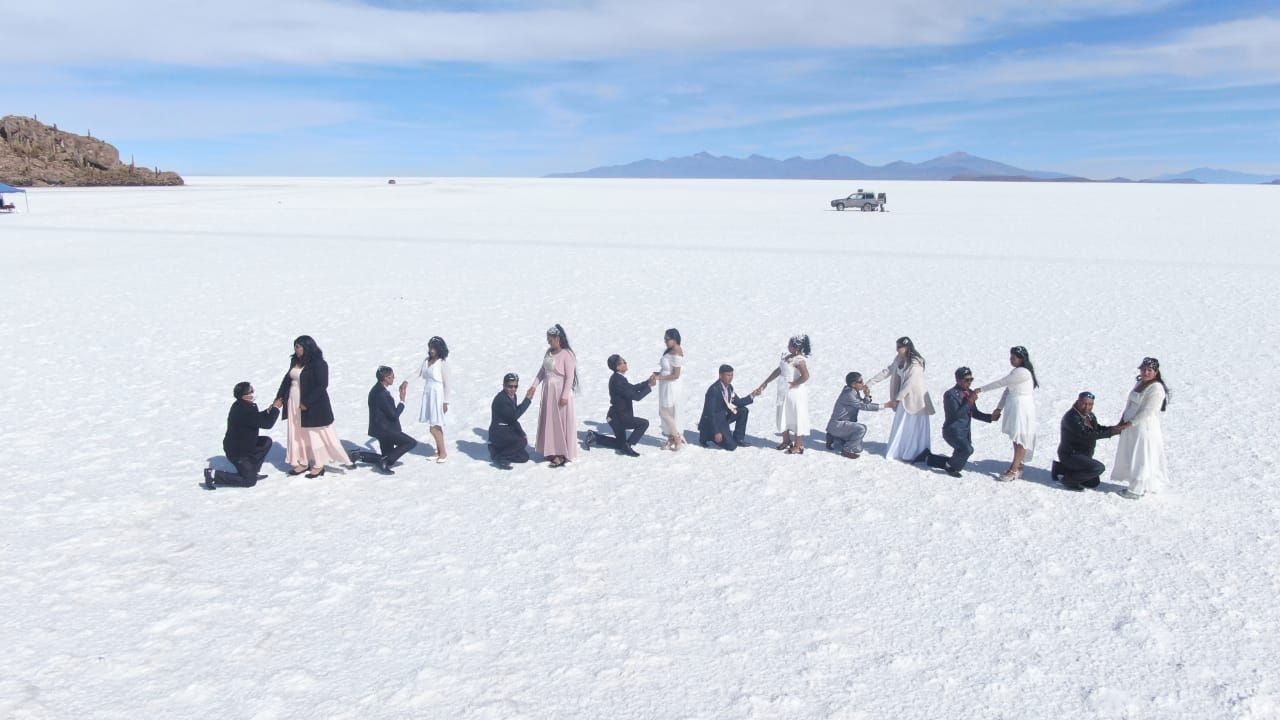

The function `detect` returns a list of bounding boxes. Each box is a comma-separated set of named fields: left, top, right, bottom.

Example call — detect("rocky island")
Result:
left=0, top=115, right=183, bottom=187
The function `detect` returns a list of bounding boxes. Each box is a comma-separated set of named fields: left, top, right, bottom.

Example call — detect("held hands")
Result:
left=648, top=373, right=659, bottom=387
left=398, top=381, right=409, bottom=402
left=272, top=398, right=283, bottom=409
left=299, top=403, right=308, bottom=411
left=991, top=408, right=1002, bottom=421
left=750, top=388, right=763, bottom=397
left=525, top=386, right=537, bottom=401
left=884, top=400, right=898, bottom=410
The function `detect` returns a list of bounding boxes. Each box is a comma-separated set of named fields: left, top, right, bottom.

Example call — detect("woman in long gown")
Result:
left=975, top=345, right=1039, bottom=482
left=657, top=328, right=686, bottom=451
left=1113, top=357, right=1170, bottom=499
left=866, top=336, right=935, bottom=462
left=530, top=323, right=579, bottom=468
left=418, top=336, right=452, bottom=463
left=274, top=335, right=352, bottom=478
left=755, top=334, right=812, bottom=454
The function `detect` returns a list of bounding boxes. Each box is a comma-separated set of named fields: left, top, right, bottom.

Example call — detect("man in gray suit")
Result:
left=825, top=372, right=880, bottom=458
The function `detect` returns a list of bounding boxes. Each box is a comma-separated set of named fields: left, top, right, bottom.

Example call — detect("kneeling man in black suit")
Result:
left=698, top=364, right=760, bottom=450
left=364, top=366, right=418, bottom=475
left=203, top=382, right=281, bottom=489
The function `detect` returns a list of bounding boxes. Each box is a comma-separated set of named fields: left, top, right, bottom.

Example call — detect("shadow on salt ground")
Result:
left=456, top=428, right=495, bottom=462
left=961, top=458, right=1081, bottom=493
left=679, top=428, right=774, bottom=450
left=583, top=420, right=666, bottom=448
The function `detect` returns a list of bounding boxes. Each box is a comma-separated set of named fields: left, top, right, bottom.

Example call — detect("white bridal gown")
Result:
left=775, top=353, right=810, bottom=436
left=1111, top=382, right=1169, bottom=496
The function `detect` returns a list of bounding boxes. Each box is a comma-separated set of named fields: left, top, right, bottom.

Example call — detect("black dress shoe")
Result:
left=736, top=438, right=751, bottom=447
left=202, top=468, right=217, bottom=490
left=913, top=449, right=931, bottom=464
left=373, top=461, right=395, bottom=476
left=1082, top=476, right=1101, bottom=489
left=494, top=461, right=513, bottom=470
left=946, top=469, right=963, bottom=478
left=620, top=446, right=640, bottom=457
left=584, top=430, right=596, bottom=449
left=1060, top=478, right=1086, bottom=492
left=256, top=474, right=268, bottom=481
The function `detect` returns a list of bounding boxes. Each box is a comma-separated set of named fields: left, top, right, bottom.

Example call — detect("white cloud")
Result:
left=972, top=16, right=1280, bottom=87
left=0, top=0, right=1173, bottom=66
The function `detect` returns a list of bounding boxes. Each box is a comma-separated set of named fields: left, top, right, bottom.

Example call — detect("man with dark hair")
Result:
left=490, top=373, right=532, bottom=469
left=921, top=367, right=995, bottom=477
left=586, top=354, right=658, bottom=457
left=1054, top=391, right=1128, bottom=491
left=698, top=364, right=760, bottom=450
left=365, top=366, right=417, bottom=475
left=202, top=382, right=282, bottom=489
left=824, top=371, right=880, bottom=459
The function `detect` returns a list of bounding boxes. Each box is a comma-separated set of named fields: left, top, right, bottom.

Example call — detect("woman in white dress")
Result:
left=1113, top=357, right=1170, bottom=499
left=418, top=336, right=452, bottom=463
left=755, top=334, right=812, bottom=454
left=975, top=345, right=1039, bottom=482
left=867, top=336, right=935, bottom=462
left=657, top=328, right=685, bottom=451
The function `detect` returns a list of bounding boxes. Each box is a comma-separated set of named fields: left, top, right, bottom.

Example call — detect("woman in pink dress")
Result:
left=528, top=324, right=579, bottom=467
left=274, top=335, right=352, bottom=478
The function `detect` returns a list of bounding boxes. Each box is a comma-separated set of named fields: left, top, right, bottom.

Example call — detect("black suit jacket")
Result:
left=607, top=372, right=652, bottom=422
left=368, top=383, right=405, bottom=438
left=1058, top=408, right=1116, bottom=460
left=275, top=358, right=336, bottom=428
left=698, top=381, right=754, bottom=437
left=490, top=391, right=531, bottom=437
left=223, top=400, right=280, bottom=458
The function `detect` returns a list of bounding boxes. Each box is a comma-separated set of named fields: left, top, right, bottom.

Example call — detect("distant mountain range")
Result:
left=548, top=151, right=1279, bottom=185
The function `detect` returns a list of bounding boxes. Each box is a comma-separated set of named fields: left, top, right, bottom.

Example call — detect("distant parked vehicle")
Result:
left=831, top=190, right=886, bottom=212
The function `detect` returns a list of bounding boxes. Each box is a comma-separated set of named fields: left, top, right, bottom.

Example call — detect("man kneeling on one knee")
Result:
left=203, top=382, right=281, bottom=489
left=586, top=354, right=657, bottom=457
left=1054, top=391, right=1128, bottom=491
left=364, top=366, right=418, bottom=475
left=922, top=367, right=995, bottom=477
left=825, top=371, right=880, bottom=458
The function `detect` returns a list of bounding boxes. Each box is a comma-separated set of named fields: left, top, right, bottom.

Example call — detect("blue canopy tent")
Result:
left=0, top=182, right=28, bottom=213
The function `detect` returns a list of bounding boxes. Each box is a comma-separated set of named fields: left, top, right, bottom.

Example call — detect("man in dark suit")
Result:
left=203, top=382, right=282, bottom=489
left=1053, top=391, right=1129, bottom=491
left=586, top=354, right=658, bottom=457
left=490, top=372, right=532, bottom=469
left=698, top=364, right=759, bottom=450
left=922, top=366, right=995, bottom=477
left=365, top=366, right=417, bottom=475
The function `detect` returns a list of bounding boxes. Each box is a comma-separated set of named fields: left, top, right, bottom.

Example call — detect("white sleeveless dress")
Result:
left=775, top=353, right=810, bottom=435
left=658, top=352, right=684, bottom=437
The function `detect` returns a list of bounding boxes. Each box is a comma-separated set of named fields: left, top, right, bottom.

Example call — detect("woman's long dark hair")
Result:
left=664, top=328, right=681, bottom=354
left=897, top=336, right=924, bottom=369
left=292, top=335, right=323, bottom=367
left=546, top=323, right=579, bottom=391
left=428, top=336, right=450, bottom=361
left=1011, top=346, right=1039, bottom=388
left=789, top=334, right=812, bottom=357
left=1136, top=358, right=1170, bottom=411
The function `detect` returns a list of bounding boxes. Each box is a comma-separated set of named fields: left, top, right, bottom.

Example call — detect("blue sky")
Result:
left=4, top=0, right=1278, bottom=177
